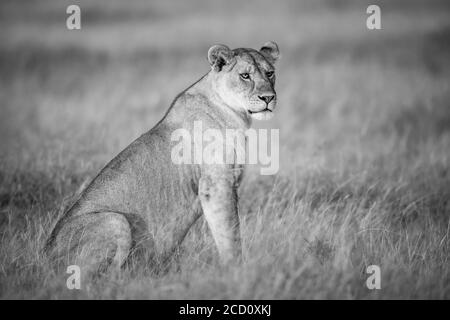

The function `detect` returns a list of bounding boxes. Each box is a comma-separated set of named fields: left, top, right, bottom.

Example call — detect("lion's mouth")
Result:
left=248, top=107, right=272, bottom=114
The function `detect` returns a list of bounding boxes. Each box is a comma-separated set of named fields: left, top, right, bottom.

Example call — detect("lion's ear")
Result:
left=260, top=41, right=280, bottom=64
left=208, top=44, right=236, bottom=71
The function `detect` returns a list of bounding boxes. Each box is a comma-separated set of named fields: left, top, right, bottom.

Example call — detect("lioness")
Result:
left=45, top=42, right=280, bottom=273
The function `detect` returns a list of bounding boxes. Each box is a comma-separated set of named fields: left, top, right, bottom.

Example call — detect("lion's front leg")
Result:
left=199, top=172, right=242, bottom=264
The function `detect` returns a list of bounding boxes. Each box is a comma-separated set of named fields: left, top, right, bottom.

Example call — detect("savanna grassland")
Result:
left=0, top=0, right=449, bottom=299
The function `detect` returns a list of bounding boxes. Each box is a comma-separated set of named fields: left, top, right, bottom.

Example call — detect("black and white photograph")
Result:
left=0, top=0, right=449, bottom=303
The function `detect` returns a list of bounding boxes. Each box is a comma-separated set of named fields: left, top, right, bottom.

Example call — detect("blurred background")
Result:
left=1, top=0, right=449, bottom=175
left=0, top=0, right=449, bottom=299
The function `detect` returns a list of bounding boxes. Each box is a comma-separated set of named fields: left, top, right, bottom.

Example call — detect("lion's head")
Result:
left=207, top=41, right=280, bottom=121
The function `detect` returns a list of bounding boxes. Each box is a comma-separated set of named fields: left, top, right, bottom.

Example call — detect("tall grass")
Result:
left=0, top=0, right=449, bottom=298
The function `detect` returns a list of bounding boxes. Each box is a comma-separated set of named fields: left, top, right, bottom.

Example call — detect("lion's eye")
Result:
left=240, top=73, right=250, bottom=80
left=266, top=71, right=274, bottom=78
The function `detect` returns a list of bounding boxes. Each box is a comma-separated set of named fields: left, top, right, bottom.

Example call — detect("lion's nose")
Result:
left=258, top=95, right=275, bottom=105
